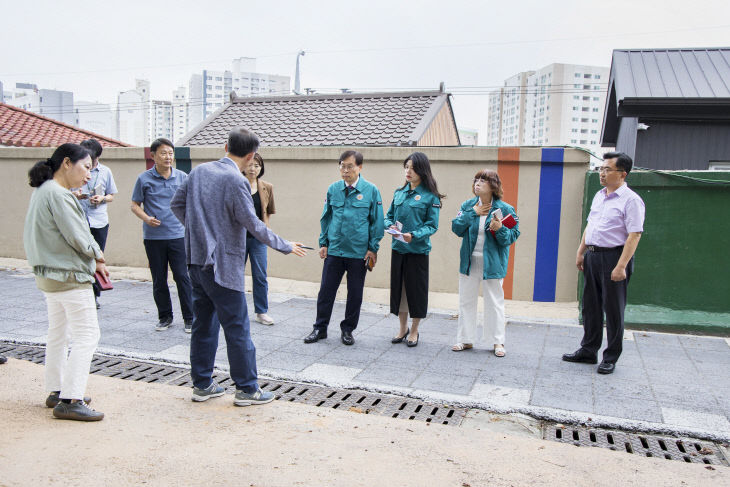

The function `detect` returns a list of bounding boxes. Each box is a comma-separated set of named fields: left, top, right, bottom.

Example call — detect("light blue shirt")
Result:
left=132, top=166, right=187, bottom=240
left=76, top=163, right=117, bottom=228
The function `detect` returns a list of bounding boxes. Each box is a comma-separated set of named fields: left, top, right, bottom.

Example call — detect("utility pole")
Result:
left=294, top=51, right=305, bottom=95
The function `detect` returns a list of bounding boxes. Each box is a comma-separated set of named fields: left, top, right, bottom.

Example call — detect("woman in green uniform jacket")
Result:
left=384, top=152, right=445, bottom=347
left=451, top=169, right=520, bottom=357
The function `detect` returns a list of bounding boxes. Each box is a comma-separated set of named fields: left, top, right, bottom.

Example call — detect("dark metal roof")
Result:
left=178, top=90, right=457, bottom=147
left=601, top=47, right=730, bottom=145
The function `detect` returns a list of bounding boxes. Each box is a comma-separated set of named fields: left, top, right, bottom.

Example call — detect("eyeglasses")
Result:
left=596, top=167, right=623, bottom=173
left=339, top=163, right=357, bottom=172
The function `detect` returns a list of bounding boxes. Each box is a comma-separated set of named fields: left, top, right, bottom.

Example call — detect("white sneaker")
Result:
left=256, top=313, right=274, bottom=325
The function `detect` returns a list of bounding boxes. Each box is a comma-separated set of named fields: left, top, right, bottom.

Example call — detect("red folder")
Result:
left=94, top=271, right=113, bottom=291
left=490, top=213, right=517, bottom=238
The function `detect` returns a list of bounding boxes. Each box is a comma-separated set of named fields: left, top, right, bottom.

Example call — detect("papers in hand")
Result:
left=386, top=221, right=408, bottom=243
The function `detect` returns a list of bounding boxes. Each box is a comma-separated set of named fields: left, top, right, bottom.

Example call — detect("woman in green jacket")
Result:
left=24, top=143, right=108, bottom=421
left=385, top=152, right=444, bottom=347
left=451, top=169, right=520, bottom=357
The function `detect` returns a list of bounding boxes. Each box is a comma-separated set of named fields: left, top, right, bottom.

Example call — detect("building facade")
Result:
left=486, top=64, right=609, bottom=156
left=186, top=57, right=290, bottom=128
left=74, top=101, right=114, bottom=139
left=5, top=83, right=76, bottom=125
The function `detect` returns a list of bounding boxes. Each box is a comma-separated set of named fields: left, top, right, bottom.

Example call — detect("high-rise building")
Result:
left=150, top=100, right=173, bottom=141
left=172, top=86, right=187, bottom=143
left=187, top=57, right=291, bottom=128
left=74, top=101, right=114, bottom=139
left=5, top=83, right=75, bottom=125
left=458, top=127, right=479, bottom=146
left=115, top=79, right=150, bottom=146
left=486, top=63, right=609, bottom=155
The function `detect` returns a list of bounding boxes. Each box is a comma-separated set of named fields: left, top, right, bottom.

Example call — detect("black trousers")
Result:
left=580, top=248, right=633, bottom=364
left=314, top=255, right=367, bottom=333
left=89, top=225, right=109, bottom=298
left=143, top=238, right=193, bottom=321
left=390, top=250, right=429, bottom=319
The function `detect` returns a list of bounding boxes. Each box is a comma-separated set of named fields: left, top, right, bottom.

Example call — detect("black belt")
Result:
left=587, top=245, right=623, bottom=252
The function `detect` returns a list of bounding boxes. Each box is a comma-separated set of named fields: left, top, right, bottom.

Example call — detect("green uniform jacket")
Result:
left=319, top=176, right=385, bottom=259
left=384, top=183, right=441, bottom=255
left=23, top=180, right=103, bottom=284
left=451, top=197, right=520, bottom=279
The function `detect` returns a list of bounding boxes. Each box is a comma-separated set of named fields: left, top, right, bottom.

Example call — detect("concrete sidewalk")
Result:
left=1, top=263, right=729, bottom=442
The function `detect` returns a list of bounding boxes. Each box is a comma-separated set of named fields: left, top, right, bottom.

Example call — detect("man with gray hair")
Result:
left=171, top=128, right=307, bottom=406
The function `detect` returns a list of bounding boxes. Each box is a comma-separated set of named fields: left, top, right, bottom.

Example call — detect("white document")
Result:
left=386, top=221, right=408, bottom=243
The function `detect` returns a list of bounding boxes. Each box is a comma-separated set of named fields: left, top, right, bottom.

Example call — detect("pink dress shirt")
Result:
left=585, top=183, right=645, bottom=248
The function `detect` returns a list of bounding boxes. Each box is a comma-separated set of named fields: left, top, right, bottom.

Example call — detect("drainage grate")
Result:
left=1, top=342, right=467, bottom=426
left=545, top=424, right=728, bottom=466
left=3, top=340, right=727, bottom=466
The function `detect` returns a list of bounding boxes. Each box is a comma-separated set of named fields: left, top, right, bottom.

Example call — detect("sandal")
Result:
left=494, top=345, right=506, bottom=357
left=452, top=343, right=473, bottom=352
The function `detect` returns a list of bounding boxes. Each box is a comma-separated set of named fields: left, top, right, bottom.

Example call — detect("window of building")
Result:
left=583, top=85, right=591, bottom=90
left=593, top=97, right=600, bottom=101
left=584, top=74, right=592, bottom=79
left=592, top=119, right=598, bottom=123
left=571, top=139, right=577, bottom=144
left=581, top=118, right=588, bottom=122
left=581, top=129, right=588, bottom=134
left=595, top=75, right=601, bottom=80
left=215, top=77, right=222, bottom=81
left=592, top=108, right=599, bottom=112
left=580, top=139, right=587, bottom=144
left=207, top=76, right=212, bottom=80
left=583, top=96, right=590, bottom=100
left=574, top=84, right=581, bottom=89
left=582, top=107, right=589, bottom=111
left=591, top=129, right=597, bottom=134
left=573, top=95, right=580, bottom=100
left=574, top=73, right=581, bottom=78
left=573, top=106, right=579, bottom=111
left=571, top=128, right=578, bottom=133
left=572, top=117, right=578, bottom=122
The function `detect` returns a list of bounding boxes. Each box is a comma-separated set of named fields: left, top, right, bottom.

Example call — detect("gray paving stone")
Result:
left=411, top=371, right=476, bottom=395
left=679, top=335, right=730, bottom=351
left=530, top=388, right=594, bottom=413
left=594, top=397, right=663, bottom=423
left=354, top=364, right=421, bottom=387
left=478, top=367, right=537, bottom=388
left=378, top=349, right=435, bottom=370
left=258, top=352, right=317, bottom=372
left=593, top=378, right=651, bottom=399
left=539, top=355, right=597, bottom=375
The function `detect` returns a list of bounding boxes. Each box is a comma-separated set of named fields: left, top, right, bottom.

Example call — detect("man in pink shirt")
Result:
left=563, top=152, right=645, bottom=374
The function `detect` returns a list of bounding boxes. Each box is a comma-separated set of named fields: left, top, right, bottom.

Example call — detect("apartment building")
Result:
left=486, top=63, right=609, bottom=155
left=187, top=57, right=290, bottom=128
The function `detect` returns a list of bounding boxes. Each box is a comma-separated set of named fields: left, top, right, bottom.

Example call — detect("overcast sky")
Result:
left=2, top=0, right=728, bottom=142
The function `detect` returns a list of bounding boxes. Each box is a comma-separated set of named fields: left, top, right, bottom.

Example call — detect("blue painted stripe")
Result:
left=533, top=148, right=564, bottom=302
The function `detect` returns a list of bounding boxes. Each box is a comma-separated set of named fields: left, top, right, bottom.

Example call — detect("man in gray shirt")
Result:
left=171, top=128, right=306, bottom=406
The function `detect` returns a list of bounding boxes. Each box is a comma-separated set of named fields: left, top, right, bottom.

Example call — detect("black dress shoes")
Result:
left=597, top=361, right=615, bottom=374
left=341, top=330, right=355, bottom=346
left=391, top=328, right=409, bottom=344
left=406, top=333, right=419, bottom=347
left=0, top=355, right=7, bottom=364
left=304, top=329, right=327, bottom=343
left=562, top=349, right=598, bottom=364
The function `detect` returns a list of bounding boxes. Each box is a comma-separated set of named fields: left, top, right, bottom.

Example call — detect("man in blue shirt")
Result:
left=72, top=139, right=117, bottom=309
left=131, top=138, right=193, bottom=332
left=304, top=150, right=384, bottom=346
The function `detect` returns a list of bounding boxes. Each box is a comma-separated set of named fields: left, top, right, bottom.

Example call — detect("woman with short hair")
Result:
left=24, top=143, right=108, bottom=421
left=451, top=169, right=520, bottom=357
left=385, top=152, right=444, bottom=347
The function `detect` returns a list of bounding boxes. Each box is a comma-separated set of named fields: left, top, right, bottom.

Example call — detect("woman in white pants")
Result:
left=451, top=170, right=520, bottom=357
left=24, top=143, right=109, bottom=421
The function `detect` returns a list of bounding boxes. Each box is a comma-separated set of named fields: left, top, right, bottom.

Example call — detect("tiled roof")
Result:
left=0, top=103, right=130, bottom=148
left=610, top=47, right=730, bottom=100
left=179, top=91, right=452, bottom=147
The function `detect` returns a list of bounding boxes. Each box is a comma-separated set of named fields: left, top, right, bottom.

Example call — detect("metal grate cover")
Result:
left=546, top=424, right=728, bottom=466
left=2, top=341, right=727, bottom=467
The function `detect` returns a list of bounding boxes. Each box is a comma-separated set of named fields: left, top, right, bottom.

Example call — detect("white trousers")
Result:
left=43, top=287, right=100, bottom=400
left=456, top=255, right=506, bottom=345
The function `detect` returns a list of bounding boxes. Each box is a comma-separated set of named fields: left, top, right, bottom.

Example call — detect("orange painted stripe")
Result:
left=498, top=147, right=520, bottom=300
